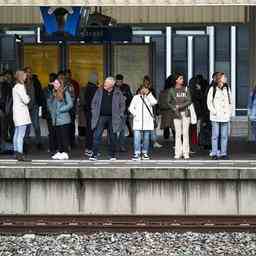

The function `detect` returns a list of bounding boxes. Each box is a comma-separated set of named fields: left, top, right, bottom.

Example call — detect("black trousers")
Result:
left=46, top=117, right=57, bottom=153
left=54, top=124, right=70, bottom=153
left=92, top=116, right=117, bottom=157
left=85, top=114, right=93, bottom=151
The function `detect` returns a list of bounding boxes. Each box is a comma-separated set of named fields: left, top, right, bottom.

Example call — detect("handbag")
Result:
left=140, top=95, right=158, bottom=129
left=189, top=103, right=197, bottom=125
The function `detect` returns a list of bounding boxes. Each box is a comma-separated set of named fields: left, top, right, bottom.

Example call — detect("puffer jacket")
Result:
left=248, top=89, right=256, bottom=121
left=207, top=85, right=232, bottom=122
left=47, top=90, right=73, bottom=126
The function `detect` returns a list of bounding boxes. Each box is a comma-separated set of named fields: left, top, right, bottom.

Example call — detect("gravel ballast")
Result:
left=0, top=232, right=256, bottom=256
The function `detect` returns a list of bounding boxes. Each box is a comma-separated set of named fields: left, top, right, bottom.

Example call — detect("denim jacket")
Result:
left=248, top=90, right=256, bottom=121
left=47, top=90, right=73, bottom=126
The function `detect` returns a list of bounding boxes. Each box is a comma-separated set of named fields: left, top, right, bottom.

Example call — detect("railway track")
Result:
left=0, top=215, right=256, bottom=234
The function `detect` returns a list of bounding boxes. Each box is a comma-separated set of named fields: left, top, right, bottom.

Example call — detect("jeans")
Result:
left=211, top=121, right=229, bottom=156
left=251, top=121, right=256, bottom=142
left=134, top=130, right=150, bottom=155
left=13, top=125, right=29, bottom=153
left=173, top=112, right=190, bottom=158
left=92, top=116, right=117, bottom=157
left=27, top=105, right=41, bottom=144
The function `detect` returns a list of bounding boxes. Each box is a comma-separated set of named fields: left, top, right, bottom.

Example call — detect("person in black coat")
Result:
left=83, top=72, right=98, bottom=156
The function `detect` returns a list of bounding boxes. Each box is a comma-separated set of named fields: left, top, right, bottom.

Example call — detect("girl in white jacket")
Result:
left=129, top=84, right=157, bottom=160
left=12, top=70, right=31, bottom=161
left=207, top=72, right=232, bottom=160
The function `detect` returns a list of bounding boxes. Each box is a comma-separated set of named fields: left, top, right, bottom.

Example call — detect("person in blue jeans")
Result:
left=12, top=70, right=31, bottom=161
left=129, top=84, right=157, bottom=160
left=248, top=86, right=256, bottom=142
left=207, top=72, right=232, bottom=160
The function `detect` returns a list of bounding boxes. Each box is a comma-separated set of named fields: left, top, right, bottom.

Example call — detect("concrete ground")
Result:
left=0, top=136, right=255, bottom=163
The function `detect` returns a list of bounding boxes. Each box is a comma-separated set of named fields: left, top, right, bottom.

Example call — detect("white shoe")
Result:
left=52, top=152, right=61, bottom=160
left=184, top=155, right=190, bottom=160
left=153, top=142, right=163, bottom=148
left=61, top=152, right=69, bottom=160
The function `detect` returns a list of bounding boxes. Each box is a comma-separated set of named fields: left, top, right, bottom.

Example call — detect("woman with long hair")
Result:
left=207, top=72, right=232, bottom=160
left=168, top=72, right=192, bottom=159
left=12, top=70, right=31, bottom=161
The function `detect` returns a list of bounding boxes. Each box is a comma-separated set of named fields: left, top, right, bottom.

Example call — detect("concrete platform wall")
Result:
left=0, top=167, right=256, bottom=215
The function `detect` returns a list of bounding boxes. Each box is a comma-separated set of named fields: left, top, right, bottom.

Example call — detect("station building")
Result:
left=0, top=4, right=255, bottom=136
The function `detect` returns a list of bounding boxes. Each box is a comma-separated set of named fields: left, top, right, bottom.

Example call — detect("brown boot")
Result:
left=16, top=152, right=30, bottom=162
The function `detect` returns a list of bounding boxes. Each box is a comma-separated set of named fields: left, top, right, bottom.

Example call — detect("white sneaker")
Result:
left=61, top=152, right=69, bottom=160
left=52, top=152, right=61, bottom=160
left=153, top=142, right=163, bottom=148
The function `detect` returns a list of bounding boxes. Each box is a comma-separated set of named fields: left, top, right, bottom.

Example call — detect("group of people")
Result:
left=0, top=67, right=235, bottom=161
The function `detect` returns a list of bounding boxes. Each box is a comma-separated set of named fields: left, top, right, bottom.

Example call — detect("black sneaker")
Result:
left=142, top=153, right=150, bottom=160
left=132, top=154, right=141, bottom=161
left=219, top=155, right=229, bottom=160
left=89, top=155, right=97, bottom=161
left=211, top=155, right=218, bottom=160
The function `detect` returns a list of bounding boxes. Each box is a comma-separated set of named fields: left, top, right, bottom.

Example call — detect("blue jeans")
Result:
left=13, top=125, right=29, bottom=153
left=26, top=106, right=41, bottom=144
left=92, top=116, right=117, bottom=157
left=134, top=130, right=150, bottom=155
left=251, top=121, right=256, bottom=142
left=211, top=121, right=229, bottom=156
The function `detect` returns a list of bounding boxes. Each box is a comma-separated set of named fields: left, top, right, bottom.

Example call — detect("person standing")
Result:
left=207, top=72, right=232, bottom=160
left=115, top=74, right=133, bottom=152
left=248, top=85, right=256, bottom=142
left=168, top=72, right=192, bottom=160
left=24, top=67, right=45, bottom=150
left=129, top=84, right=157, bottom=160
left=47, top=79, right=73, bottom=160
left=83, top=72, right=98, bottom=156
left=89, top=77, right=125, bottom=161
left=12, top=70, right=31, bottom=161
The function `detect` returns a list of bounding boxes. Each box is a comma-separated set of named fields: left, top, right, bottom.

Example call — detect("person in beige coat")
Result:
left=12, top=70, right=31, bottom=161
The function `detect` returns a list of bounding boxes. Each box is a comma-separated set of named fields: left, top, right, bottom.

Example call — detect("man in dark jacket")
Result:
left=115, top=74, right=133, bottom=152
left=83, top=72, right=98, bottom=156
left=24, top=67, right=45, bottom=150
left=89, top=77, right=125, bottom=161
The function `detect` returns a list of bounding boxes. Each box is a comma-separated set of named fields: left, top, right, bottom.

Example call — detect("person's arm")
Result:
left=167, top=88, right=177, bottom=112
left=18, top=85, right=30, bottom=105
left=59, top=91, right=73, bottom=113
left=178, top=88, right=192, bottom=111
left=120, top=94, right=126, bottom=117
left=91, top=89, right=99, bottom=114
left=146, top=92, right=157, bottom=106
left=128, top=96, right=136, bottom=116
left=207, top=87, right=216, bottom=115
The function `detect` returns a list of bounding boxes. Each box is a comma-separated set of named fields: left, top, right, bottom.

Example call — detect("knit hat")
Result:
left=52, top=79, right=61, bottom=90
left=88, top=72, right=98, bottom=85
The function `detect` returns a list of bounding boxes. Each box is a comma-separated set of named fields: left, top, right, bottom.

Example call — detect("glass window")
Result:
left=236, top=25, right=249, bottom=112
left=215, top=26, right=231, bottom=83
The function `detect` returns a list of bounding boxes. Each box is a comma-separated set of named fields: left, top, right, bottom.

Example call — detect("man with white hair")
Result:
left=90, top=77, right=126, bottom=161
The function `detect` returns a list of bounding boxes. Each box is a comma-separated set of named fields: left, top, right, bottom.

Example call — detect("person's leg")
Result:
left=55, top=126, right=62, bottom=153
left=142, top=130, right=151, bottom=155
left=163, top=127, right=170, bottom=139
left=60, top=124, right=70, bottom=153
left=174, top=118, right=182, bottom=158
left=92, top=117, right=106, bottom=157
left=251, top=121, right=256, bottom=142
left=182, top=113, right=191, bottom=158
left=106, top=117, right=117, bottom=158
left=133, top=130, right=142, bottom=156
left=70, top=112, right=76, bottom=147
left=13, top=126, right=18, bottom=153
left=220, top=122, right=229, bottom=157
left=85, top=114, right=93, bottom=151
left=211, top=121, right=219, bottom=157
left=16, top=125, right=27, bottom=154
left=118, top=115, right=127, bottom=150
left=32, top=106, right=42, bottom=145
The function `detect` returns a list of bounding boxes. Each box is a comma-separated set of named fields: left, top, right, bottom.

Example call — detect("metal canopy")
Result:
left=0, top=0, right=256, bottom=6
